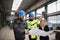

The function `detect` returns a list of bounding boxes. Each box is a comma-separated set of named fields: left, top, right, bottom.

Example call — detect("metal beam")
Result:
left=48, top=11, right=60, bottom=17
left=26, top=0, right=46, bottom=12
left=26, top=0, right=57, bottom=12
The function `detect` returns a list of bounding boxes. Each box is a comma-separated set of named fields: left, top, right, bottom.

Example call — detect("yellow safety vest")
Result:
left=27, top=19, right=38, bottom=39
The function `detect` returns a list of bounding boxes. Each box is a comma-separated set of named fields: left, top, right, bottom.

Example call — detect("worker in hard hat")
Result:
left=13, top=10, right=27, bottom=40
left=26, top=12, right=39, bottom=40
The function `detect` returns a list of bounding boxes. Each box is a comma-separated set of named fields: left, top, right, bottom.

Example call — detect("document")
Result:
left=29, top=28, right=53, bottom=36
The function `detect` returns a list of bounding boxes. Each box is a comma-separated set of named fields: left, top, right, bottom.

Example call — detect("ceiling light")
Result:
left=11, top=12, right=15, bottom=15
left=12, top=0, right=23, bottom=11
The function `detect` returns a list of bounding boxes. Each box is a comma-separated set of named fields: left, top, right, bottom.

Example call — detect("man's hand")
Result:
left=25, top=32, right=29, bottom=35
left=49, top=30, right=54, bottom=35
left=38, top=16, right=44, bottom=21
left=25, top=29, right=29, bottom=35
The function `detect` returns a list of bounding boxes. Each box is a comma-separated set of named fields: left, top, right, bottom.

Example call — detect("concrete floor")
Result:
left=0, top=26, right=30, bottom=40
left=0, top=26, right=15, bottom=40
left=0, top=26, right=55, bottom=40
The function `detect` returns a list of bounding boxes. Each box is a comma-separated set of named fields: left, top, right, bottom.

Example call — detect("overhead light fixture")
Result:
left=12, top=0, right=23, bottom=11
left=11, top=12, right=15, bottom=15
left=10, top=20, right=13, bottom=23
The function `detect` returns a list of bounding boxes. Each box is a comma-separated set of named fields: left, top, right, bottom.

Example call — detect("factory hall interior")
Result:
left=0, top=0, right=60, bottom=40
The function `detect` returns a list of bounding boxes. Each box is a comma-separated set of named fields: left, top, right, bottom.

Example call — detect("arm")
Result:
left=13, top=22, right=25, bottom=33
left=54, top=30, right=60, bottom=32
left=25, top=22, right=29, bottom=35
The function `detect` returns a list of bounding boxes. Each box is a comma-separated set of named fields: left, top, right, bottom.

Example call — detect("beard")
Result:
left=19, top=18, right=23, bottom=21
left=29, top=19, right=33, bottom=21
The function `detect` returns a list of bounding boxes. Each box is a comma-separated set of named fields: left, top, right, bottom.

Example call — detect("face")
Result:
left=18, top=15, right=24, bottom=20
left=40, top=19, right=45, bottom=27
left=40, top=20, right=45, bottom=27
left=29, top=16, right=34, bottom=20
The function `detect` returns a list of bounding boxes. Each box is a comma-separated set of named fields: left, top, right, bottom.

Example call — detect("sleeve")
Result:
left=37, top=23, right=40, bottom=28
left=45, top=25, right=49, bottom=31
left=35, top=19, right=39, bottom=23
left=25, top=22, right=28, bottom=29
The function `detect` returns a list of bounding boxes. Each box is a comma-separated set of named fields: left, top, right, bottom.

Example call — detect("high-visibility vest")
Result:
left=27, top=19, right=38, bottom=39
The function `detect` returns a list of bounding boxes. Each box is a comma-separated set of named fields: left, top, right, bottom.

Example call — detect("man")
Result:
left=13, top=10, right=27, bottom=40
left=26, top=12, right=39, bottom=40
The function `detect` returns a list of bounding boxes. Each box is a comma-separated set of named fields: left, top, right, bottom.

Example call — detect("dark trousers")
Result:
left=40, top=37, right=49, bottom=40
left=40, top=38, right=49, bottom=40
left=15, top=38, right=24, bottom=40
left=56, top=33, right=60, bottom=40
left=29, top=35, right=37, bottom=40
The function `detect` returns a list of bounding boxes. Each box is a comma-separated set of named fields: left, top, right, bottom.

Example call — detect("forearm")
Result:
left=54, top=30, right=60, bottom=32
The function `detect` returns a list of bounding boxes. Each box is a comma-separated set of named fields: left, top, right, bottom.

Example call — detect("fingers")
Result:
left=25, top=32, right=29, bottom=35
left=25, top=30, right=29, bottom=35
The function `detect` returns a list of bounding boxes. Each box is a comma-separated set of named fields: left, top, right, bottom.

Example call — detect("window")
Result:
left=37, top=7, right=45, bottom=17
left=47, top=0, right=60, bottom=14
left=57, top=0, right=60, bottom=11
left=56, top=15, right=60, bottom=23
left=48, top=16, right=57, bottom=23
left=48, top=15, right=60, bottom=24
left=47, top=2, right=56, bottom=13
